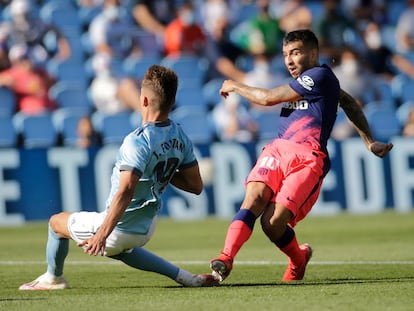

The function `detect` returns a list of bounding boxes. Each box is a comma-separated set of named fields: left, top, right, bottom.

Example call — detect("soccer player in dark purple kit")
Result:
left=210, top=29, right=393, bottom=282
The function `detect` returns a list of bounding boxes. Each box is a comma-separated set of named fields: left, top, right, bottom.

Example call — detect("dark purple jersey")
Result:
left=278, top=64, right=340, bottom=153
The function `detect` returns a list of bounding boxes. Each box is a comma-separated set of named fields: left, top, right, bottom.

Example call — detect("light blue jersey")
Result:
left=105, top=119, right=198, bottom=234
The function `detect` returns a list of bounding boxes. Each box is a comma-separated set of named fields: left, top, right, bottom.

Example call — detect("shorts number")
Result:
left=259, top=156, right=279, bottom=170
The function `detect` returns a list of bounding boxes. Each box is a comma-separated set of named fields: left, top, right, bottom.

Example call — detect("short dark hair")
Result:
left=283, top=29, right=319, bottom=51
left=142, top=65, right=178, bottom=112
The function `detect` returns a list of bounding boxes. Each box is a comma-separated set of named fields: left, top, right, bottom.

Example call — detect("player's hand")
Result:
left=369, top=141, right=393, bottom=158
left=219, top=80, right=236, bottom=98
left=78, top=234, right=106, bottom=256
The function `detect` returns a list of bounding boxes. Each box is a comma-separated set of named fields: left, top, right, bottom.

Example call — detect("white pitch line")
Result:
left=0, top=260, right=413, bottom=265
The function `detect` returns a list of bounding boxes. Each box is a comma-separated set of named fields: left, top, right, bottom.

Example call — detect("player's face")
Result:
left=283, top=41, right=317, bottom=79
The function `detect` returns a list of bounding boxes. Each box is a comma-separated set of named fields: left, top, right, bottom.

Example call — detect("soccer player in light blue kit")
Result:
left=19, top=65, right=219, bottom=290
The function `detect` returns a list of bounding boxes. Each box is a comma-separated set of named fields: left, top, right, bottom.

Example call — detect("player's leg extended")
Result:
left=261, top=203, right=312, bottom=281
left=210, top=182, right=272, bottom=281
left=110, top=248, right=219, bottom=287
left=19, top=213, right=72, bottom=290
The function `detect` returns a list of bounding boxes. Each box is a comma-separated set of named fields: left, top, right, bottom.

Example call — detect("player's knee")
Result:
left=49, top=214, right=59, bottom=232
left=49, top=212, right=70, bottom=237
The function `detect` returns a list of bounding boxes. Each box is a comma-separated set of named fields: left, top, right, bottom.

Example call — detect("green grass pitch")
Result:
left=0, top=211, right=413, bottom=311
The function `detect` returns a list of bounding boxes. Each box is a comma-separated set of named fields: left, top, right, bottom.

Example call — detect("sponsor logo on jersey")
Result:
left=297, top=75, right=314, bottom=91
left=283, top=100, right=309, bottom=110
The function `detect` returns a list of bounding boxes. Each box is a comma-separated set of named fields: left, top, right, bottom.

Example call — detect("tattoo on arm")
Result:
left=339, top=89, right=374, bottom=148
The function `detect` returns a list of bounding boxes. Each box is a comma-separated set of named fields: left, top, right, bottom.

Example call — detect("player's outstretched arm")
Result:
left=219, top=80, right=302, bottom=106
left=339, top=89, right=393, bottom=158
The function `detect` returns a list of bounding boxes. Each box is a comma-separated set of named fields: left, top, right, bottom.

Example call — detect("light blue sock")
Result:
left=46, top=222, right=69, bottom=277
left=110, top=247, right=179, bottom=280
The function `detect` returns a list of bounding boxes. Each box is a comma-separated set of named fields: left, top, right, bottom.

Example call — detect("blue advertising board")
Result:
left=0, top=137, right=412, bottom=225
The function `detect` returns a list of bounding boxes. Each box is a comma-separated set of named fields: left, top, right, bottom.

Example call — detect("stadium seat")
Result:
left=364, top=100, right=396, bottom=115
left=396, top=101, right=414, bottom=126
left=175, top=86, right=206, bottom=110
left=202, top=78, right=225, bottom=108
left=47, top=59, right=90, bottom=87
left=391, top=74, right=414, bottom=104
left=160, top=55, right=208, bottom=88
left=49, top=82, right=92, bottom=115
left=0, top=87, right=16, bottom=117
left=252, top=110, right=280, bottom=142
left=365, top=106, right=402, bottom=141
left=92, top=111, right=134, bottom=145
left=0, top=117, right=17, bottom=148
left=52, top=109, right=88, bottom=146
left=40, top=1, right=81, bottom=36
left=399, top=80, right=414, bottom=104
left=170, top=106, right=214, bottom=144
left=133, top=30, right=161, bottom=56
left=123, top=55, right=161, bottom=80
left=13, top=112, right=58, bottom=148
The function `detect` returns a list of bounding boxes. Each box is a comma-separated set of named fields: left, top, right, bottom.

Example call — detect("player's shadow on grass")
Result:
left=217, top=276, right=414, bottom=287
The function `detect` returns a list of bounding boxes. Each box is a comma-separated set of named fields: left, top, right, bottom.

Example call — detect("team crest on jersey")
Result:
left=297, top=75, right=314, bottom=91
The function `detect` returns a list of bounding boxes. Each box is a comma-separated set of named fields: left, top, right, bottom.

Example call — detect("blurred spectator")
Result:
left=395, top=0, right=414, bottom=55
left=0, top=42, right=11, bottom=71
left=89, top=53, right=140, bottom=115
left=132, top=0, right=177, bottom=38
left=361, top=21, right=397, bottom=81
left=333, top=47, right=379, bottom=106
left=0, top=44, right=57, bottom=115
left=277, top=0, right=312, bottom=32
left=0, top=0, right=71, bottom=66
left=211, top=92, right=258, bottom=143
left=314, top=0, right=357, bottom=64
left=76, top=115, right=101, bottom=148
left=402, top=106, right=414, bottom=137
left=89, top=0, right=141, bottom=60
left=200, top=0, right=228, bottom=37
left=163, top=2, right=206, bottom=57
left=230, top=0, right=284, bottom=58
left=391, top=54, right=414, bottom=80
left=342, top=0, right=388, bottom=30
left=202, top=0, right=246, bottom=81
left=331, top=108, right=358, bottom=141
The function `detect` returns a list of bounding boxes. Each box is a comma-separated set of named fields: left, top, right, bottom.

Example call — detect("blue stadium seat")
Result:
left=160, top=55, right=208, bottom=88
left=52, top=109, right=88, bottom=146
left=49, top=82, right=92, bottom=115
left=133, top=30, right=161, bottom=56
left=0, top=87, right=16, bottom=117
left=0, top=117, right=17, bottom=147
left=202, top=78, right=225, bottom=108
left=123, top=55, right=161, bottom=80
left=365, top=106, right=402, bottom=141
left=13, top=112, right=57, bottom=148
left=396, top=101, right=414, bottom=126
left=399, top=80, right=414, bottom=104
left=175, top=86, right=206, bottom=110
left=391, top=74, right=414, bottom=104
left=47, top=59, right=90, bottom=87
left=92, top=111, right=134, bottom=145
left=40, top=1, right=81, bottom=36
left=170, top=106, right=214, bottom=144
left=252, top=110, right=280, bottom=142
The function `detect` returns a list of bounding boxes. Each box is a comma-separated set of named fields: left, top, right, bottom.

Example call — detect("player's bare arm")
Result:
left=79, top=170, right=139, bottom=256
left=339, top=89, right=393, bottom=158
left=170, top=164, right=203, bottom=195
left=220, top=80, right=302, bottom=106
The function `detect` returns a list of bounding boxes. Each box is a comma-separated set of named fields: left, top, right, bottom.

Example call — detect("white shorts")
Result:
left=67, top=211, right=157, bottom=256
